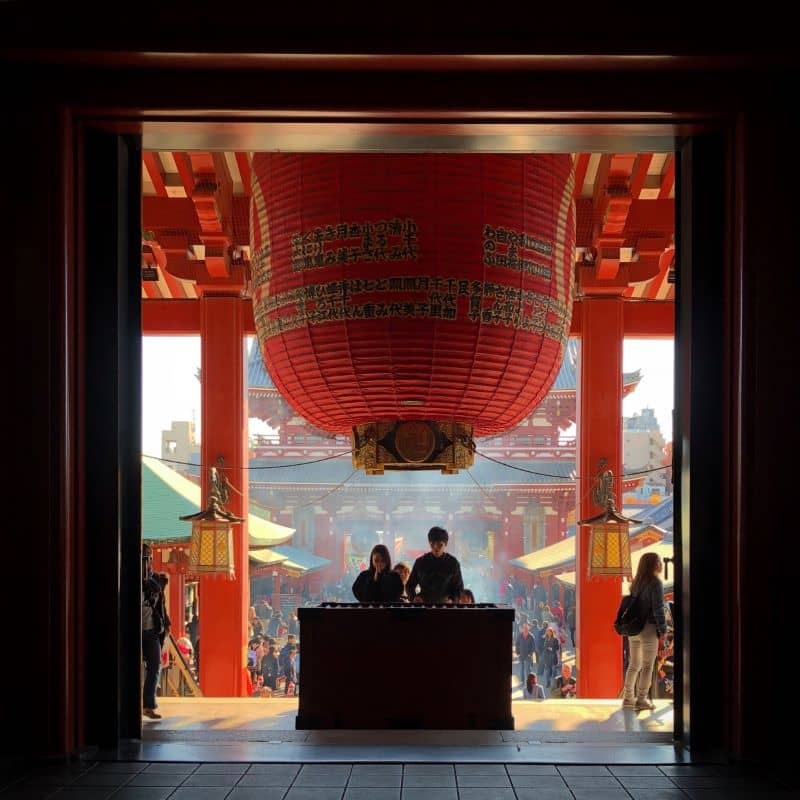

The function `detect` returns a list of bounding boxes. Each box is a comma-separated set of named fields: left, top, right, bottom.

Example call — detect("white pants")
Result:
left=623, top=623, right=659, bottom=702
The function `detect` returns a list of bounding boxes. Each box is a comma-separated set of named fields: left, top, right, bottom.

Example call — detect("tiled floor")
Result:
left=1, top=762, right=795, bottom=799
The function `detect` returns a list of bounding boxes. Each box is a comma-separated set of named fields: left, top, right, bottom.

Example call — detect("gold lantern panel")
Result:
left=189, top=521, right=236, bottom=579
left=587, top=521, right=633, bottom=579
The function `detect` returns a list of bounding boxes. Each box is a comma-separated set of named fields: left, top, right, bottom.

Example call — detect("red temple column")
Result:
left=198, top=292, right=249, bottom=697
left=576, top=295, right=625, bottom=698
left=168, top=570, right=185, bottom=638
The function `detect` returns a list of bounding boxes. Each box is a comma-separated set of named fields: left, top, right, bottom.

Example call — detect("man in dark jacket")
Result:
left=279, top=634, right=298, bottom=668
left=405, top=527, right=464, bottom=603
left=515, top=622, right=536, bottom=686
left=260, top=645, right=280, bottom=689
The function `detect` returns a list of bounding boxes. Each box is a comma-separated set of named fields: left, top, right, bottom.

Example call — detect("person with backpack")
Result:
left=620, top=552, right=668, bottom=712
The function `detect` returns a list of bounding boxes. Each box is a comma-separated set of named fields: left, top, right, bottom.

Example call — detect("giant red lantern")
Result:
left=251, top=154, right=575, bottom=473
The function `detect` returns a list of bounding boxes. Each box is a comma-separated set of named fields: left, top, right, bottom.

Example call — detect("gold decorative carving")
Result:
left=351, top=420, right=475, bottom=475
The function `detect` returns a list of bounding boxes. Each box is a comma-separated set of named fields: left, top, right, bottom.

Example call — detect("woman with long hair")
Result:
left=622, top=552, right=668, bottom=712
left=352, top=544, right=404, bottom=602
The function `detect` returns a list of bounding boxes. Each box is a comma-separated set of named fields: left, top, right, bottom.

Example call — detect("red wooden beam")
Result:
left=142, top=281, right=161, bottom=300
left=570, top=298, right=674, bottom=337
left=235, top=152, right=252, bottom=197
left=142, top=298, right=255, bottom=334
left=149, top=242, right=186, bottom=299
left=143, top=152, right=167, bottom=197
left=629, top=153, right=653, bottom=199
left=659, top=154, right=675, bottom=199
left=143, top=197, right=199, bottom=230
left=172, top=152, right=195, bottom=197
left=644, top=246, right=675, bottom=300
left=573, top=153, right=590, bottom=199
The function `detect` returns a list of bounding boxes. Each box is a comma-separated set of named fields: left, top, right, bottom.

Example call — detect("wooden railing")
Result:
left=159, top=634, right=202, bottom=698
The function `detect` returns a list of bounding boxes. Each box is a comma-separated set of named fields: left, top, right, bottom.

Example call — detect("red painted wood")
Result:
left=198, top=293, right=249, bottom=697
left=172, top=152, right=195, bottom=197
left=569, top=299, right=674, bottom=338
left=142, top=152, right=167, bottom=197
left=235, top=152, right=252, bottom=197
left=576, top=295, right=625, bottom=698
left=629, top=153, right=653, bottom=199
left=573, top=153, right=590, bottom=198
left=659, top=154, right=675, bottom=199
left=644, top=246, right=676, bottom=300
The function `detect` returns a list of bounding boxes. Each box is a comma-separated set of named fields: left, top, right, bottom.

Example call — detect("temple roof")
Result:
left=248, top=340, right=277, bottom=391
left=142, top=455, right=295, bottom=546
left=249, top=545, right=331, bottom=576
left=628, top=494, right=674, bottom=540
left=247, top=338, right=641, bottom=395
left=509, top=535, right=577, bottom=573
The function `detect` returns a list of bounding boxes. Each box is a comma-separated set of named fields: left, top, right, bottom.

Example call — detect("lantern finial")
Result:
left=579, top=459, right=641, bottom=527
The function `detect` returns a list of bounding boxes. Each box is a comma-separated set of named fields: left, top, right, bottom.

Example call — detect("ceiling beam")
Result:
left=143, top=152, right=167, bottom=197
left=141, top=297, right=673, bottom=337
left=658, top=154, right=675, bottom=199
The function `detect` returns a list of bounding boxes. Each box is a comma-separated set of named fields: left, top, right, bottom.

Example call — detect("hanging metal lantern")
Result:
left=578, top=460, right=642, bottom=578
left=250, top=153, right=576, bottom=473
left=180, top=462, right=243, bottom=580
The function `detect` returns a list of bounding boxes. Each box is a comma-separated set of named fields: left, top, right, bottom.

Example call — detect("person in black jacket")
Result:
left=352, top=544, right=404, bottom=602
left=259, top=645, right=280, bottom=689
left=405, top=526, right=464, bottom=603
left=515, top=622, right=536, bottom=686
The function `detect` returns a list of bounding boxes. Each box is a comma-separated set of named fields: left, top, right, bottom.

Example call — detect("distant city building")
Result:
left=161, top=420, right=200, bottom=465
left=623, top=408, right=670, bottom=499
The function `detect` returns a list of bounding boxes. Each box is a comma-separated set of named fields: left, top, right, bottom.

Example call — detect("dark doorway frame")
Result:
left=76, top=114, right=733, bottom=755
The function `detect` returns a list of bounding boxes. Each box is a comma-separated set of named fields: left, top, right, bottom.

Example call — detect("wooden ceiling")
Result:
left=141, top=151, right=674, bottom=302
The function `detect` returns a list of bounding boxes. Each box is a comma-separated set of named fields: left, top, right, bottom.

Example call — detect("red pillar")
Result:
left=168, top=571, right=185, bottom=638
left=576, top=295, right=624, bottom=698
left=198, top=293, right=249, bottom=697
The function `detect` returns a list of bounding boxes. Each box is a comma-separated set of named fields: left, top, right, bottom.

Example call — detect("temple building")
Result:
left=245, top=339, right=646, bottom=599
left=7, top=28, right=795, bottom=776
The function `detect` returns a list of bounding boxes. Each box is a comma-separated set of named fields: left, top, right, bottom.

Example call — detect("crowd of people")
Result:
left=514, top=605, right=577, bottom=699
left=247, top=631, right=300, bottom=697
left=142, top=530, right=672, bottom=716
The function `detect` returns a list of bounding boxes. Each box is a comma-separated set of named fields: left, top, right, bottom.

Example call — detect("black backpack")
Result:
left=614, top=593, right=647, bottom=636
